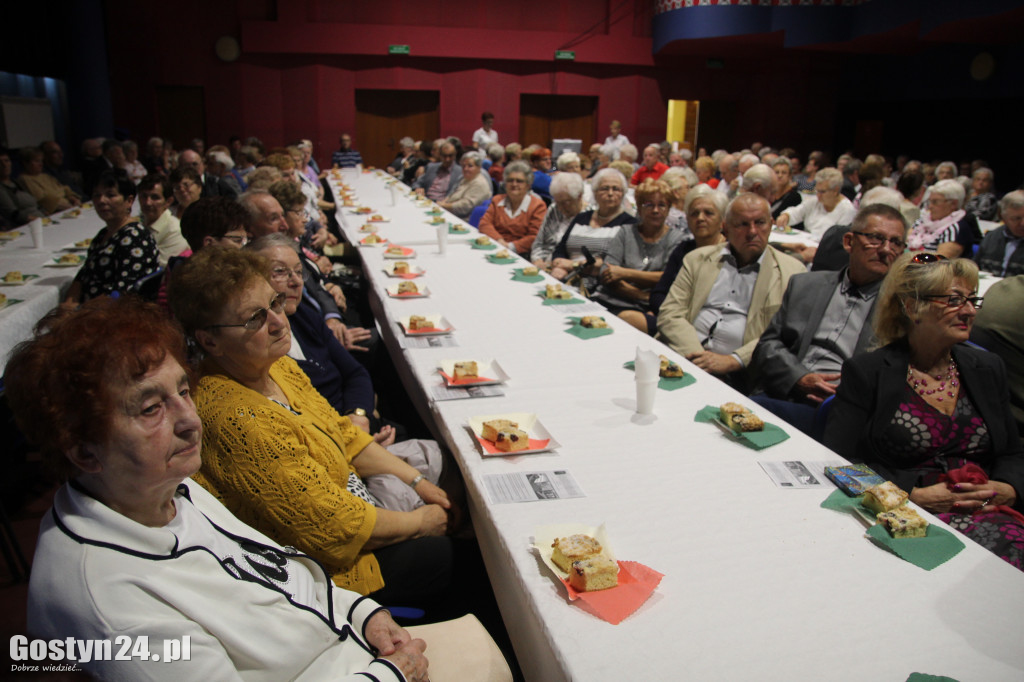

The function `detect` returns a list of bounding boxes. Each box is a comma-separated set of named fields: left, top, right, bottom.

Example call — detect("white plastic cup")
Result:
left=635, top=378, right=657, bottom=415
left=437, top=223, right=448, bottom=255
left=29, top=217, right=43, bottom=249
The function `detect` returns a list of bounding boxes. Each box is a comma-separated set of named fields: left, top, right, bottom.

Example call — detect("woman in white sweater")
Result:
left=777, top=167, right=856, bottom=238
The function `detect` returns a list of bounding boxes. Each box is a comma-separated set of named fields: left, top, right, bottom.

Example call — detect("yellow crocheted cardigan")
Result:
left=193, top=356, right=383, bottom=594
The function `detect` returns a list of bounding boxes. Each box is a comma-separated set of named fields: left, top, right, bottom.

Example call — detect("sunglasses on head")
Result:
left=911, top=253, right=947, bottom=264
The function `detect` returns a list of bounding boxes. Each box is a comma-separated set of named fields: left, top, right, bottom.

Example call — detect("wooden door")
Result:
left=518, top=94, right=598, bottom=151
left=354, top=90, right=440, bottom=170
left=156, top=86, right=206, bottom=151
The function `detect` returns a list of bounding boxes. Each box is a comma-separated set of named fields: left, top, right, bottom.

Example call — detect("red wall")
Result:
left=104, top=0, right=841, bottom=167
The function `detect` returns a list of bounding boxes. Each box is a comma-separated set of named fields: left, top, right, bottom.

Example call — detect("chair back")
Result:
left=468, top=203, right=489, bottom=228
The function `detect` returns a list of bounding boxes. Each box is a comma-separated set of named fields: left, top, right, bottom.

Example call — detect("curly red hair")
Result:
left=5, top=297, right=189, bottom=478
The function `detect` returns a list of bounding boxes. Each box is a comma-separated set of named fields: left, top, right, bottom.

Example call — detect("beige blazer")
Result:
left=657, top=244, right=806, bottom=365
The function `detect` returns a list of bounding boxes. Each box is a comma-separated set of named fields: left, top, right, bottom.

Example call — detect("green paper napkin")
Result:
left=821, top=489, right=965, bottom=570
left=448, top=225, right=470, bottom=234
left=0, top=298, right=24, bottom=310
left=487, top=255, right=517, bottom=265
left=865, top=522, right=964, bottom=571
left=511, top=269, right=544, bottom=283
left=564, top=317, right=614, bottom=339
left=470, top=241, right=497, bottom=251
left=623, top=361, right=697, bottom=391
left=906, top=674, right=959, bottom=682
left=693, top=404, right=790, bottom=449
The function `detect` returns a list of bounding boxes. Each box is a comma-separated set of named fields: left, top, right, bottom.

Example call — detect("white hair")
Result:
left=599, top=143, right=619, bottom=161
left=743, top=163, right=774, bottom=190
left=815, top=168, right=843, bottom=191
left=618, top=144, right=638, bottom=162
left=550, top=171, right=584, bottom=199
left=591, top=167, right=627, bottom=192
left=931, top=178, right=966, bottom=208
left=207, top=150, right=235, bottom=171
left=556, top=151, right=580, bottom=171
left=399, top=136, right=414, bottom=149
left=999, top=189, right=1024, bottom=213
left=860, top=186, right=902, bottom=210
left=739, top=153, right=760, bottom=168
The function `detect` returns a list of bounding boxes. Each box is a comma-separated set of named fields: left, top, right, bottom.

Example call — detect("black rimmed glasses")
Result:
left=911, top=253, right=947, bottom=264
left=205, top=292, right=287, bottom=331
left=919, top=293, right=984, bottom=310
left=851, top=231, right=906, bottom=251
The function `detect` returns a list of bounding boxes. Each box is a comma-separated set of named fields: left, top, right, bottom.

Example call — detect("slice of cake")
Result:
left=569, top=556, right=619, bottom=592
left=550, top=534, right=603, bottom=573
left=4, top=271, right=24, bottom=283
left=370, top=214, right=383, bottom=221
left=396, top=281, right=418, bottom=294
left=494, top=427, right=529, bottom=452
left=408, top=315, right=430, bottom=330
left=659, top=355, right=684, bottom=378
left=75, top=238, right=92, bottom=248
left=393, top=261, right=410, bottom=274
left=580, top=316, right=608, bottom=329
left=876, top=507, right=928, bottom=539
left=719, top=403, right=748, bottom=429
left=386, top=246, right=405, bottom=256
left=453, top=361, right=478, bottom=380
left=58, top=253, right=81, bottom=265
left=0, top=292, right=7, bottom=307
left=732, top=413, right=764, bottom=432
left=363, top=233, right=383, bottom=244
left=862, top=481, right=908, bottom=514
left=521, top=265, right=539, bottom=276
left=481, top=418, right=517, bottom=442
left=475, top=235, right=491, bottom=246
left=495, top=249, right=510, bottom=259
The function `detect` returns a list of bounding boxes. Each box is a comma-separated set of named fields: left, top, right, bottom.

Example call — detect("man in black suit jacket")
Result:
left=751, top=204, right=908, bottom=435
left=179, top=149, right=239, bottom=199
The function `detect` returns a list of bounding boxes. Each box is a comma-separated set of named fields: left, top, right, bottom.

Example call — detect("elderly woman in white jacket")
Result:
left=6, top=297, right=507, bottom=682
left=775, top=167, right=857, bottom=264
left=437, top=151, right=493, bottom=220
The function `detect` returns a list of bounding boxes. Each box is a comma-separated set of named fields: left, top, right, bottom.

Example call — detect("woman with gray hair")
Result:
left=387, top=136, right=416, bottom=180
left=436, top=151, right=493, bottom=220
left=122, top=140, right=147, bottom=184
left=965, top=167, right=997, bottom=221
left=550, top=167, right=636, bottom=283
left=777, top=168, right=856, bottom=239
left=478, top=159, right=546, bottom=255
left=531, top=171, right=585, bottom=266
left=907, top=178, right=979, bottom=258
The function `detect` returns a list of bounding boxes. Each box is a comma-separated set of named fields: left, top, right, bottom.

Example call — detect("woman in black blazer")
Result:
left=825, top=253, right=1024, bottom=569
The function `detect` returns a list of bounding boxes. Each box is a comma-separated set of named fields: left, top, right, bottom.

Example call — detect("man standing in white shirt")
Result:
left=472, top=112, right=499, bottom=151
left=604, top=120, right=630, bottom=157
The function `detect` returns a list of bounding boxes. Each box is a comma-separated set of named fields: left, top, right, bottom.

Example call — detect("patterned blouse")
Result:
left=76, top=221, right=159, bottom=301
left=882, top=385, right=991, bottom=477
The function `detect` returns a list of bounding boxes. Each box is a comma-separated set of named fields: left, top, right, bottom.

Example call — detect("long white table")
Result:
left=0, top=209, right=104, bottom=374
left=328, top=170, right=1024, bottom=682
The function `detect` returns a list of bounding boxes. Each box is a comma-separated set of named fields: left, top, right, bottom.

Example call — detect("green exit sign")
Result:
left=389, top=45, right=411, bottom=55
left=554, top=50, right=575, bottom=61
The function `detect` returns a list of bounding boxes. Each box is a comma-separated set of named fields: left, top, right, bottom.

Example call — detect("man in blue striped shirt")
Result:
left=331, top=133, right=363, bottom=168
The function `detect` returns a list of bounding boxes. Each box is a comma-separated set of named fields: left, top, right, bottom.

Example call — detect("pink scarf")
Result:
left=907, top=209, right=965, bottom=251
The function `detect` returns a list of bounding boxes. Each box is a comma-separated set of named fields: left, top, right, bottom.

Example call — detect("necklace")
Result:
left=907, top=357, right=958, bottom=402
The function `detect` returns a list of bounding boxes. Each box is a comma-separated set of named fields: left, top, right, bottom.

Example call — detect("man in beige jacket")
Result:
left=657, top=193, right=805, bottom=385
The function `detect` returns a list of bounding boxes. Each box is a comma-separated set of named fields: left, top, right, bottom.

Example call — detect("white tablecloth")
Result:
left=0, top=209, right=105, bottom=373
left=329, top=171, right=1024, bottom=682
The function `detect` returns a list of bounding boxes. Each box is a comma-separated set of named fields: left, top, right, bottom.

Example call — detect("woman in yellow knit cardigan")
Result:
left=168, top=248, right=458, bottom=607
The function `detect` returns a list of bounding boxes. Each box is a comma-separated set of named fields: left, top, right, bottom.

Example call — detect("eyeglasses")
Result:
left=221, top=234, right=248, bottom=246
left=597, top=185, right=624, bottom=193
left=641, top=202, right=670, bottom=211
left=911, top=253, right=947, bottom=264
left=205, top=292, right=287, bottom=331
left=287, top=208, right=308, bottom=220
left=919, top=293, right=984, bottom=310
left=270, top=266, right=304, bottom=282
left=504, top=177, right=526, bottom=184
left=851, top=231, right=906, bottom=251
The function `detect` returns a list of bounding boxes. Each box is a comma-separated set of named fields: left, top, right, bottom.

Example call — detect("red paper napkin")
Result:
left=562, top=561, right=663, bottom=625
left=439, top=371, right=496, bottom=385
left=475, top=435, right=549, bottom=455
